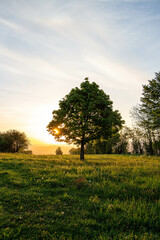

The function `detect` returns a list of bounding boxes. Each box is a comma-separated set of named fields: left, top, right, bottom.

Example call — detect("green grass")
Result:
left=0, top=154, right=160, bottom=240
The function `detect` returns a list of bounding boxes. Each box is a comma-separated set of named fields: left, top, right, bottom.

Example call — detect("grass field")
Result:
left=0, top=154, right=160, bottom=240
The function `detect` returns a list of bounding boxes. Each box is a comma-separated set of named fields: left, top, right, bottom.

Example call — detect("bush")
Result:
left=55, top=147, right=63, bottom=155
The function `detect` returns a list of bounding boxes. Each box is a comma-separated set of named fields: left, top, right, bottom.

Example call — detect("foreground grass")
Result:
left=0, top=154, right=160, bottom=240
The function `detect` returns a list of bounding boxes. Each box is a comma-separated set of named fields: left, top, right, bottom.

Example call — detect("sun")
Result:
left=54, top=128, right=60, bottom=135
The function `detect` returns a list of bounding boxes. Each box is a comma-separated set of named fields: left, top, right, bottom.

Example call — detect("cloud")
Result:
left=85, top=54, right=148, bottom=89
left=0, top=45, right=73, bottom=80
left=0, top=17, right=25, bottom=31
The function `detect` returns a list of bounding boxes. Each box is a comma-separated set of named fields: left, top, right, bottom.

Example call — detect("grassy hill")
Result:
left=0, top=154, right=160, bottom=240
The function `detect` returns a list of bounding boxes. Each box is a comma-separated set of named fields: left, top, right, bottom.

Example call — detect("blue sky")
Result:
left=0, top=0, right=160, bottom=144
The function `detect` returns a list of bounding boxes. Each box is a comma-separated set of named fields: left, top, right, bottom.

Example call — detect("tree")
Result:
left=140, top=72, right=160, bottom=130
left=69, top=147, right=80, bottom=155
left=55, top=147, right=63, bottom=155
left=113, top=126, right=130, bottom=154
left=0, top=130, right=30, bottom=153
left=85, top=142, right=96, bottom=154
left=85, top=133, right=121, bottom=154
left=0, top=134, right=6, bottom=152
left=131, top=72, right=160, bottom=155
left=47, top=78, right=124, bottom=160
left=128, top=127, right=144, bottom=155
left=131, top=106, right=155, bottom=155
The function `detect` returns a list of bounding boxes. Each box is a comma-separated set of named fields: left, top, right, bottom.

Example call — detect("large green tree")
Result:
left=47, top=78, right=124, bottom=160
left=131, top=72, right=160, bottom=155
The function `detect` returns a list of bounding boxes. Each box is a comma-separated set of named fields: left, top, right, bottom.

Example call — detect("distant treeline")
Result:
left=69, top=126, right=160, bottom=155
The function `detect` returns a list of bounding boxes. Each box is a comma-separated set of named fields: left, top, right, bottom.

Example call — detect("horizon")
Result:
left=29, top=143, right=74, bottom=155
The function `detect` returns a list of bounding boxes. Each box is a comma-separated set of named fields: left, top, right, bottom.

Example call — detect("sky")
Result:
left=0, top=0, right=160, bottom=145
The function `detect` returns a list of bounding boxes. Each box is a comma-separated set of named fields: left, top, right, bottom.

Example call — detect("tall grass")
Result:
left=0, top=154, right=160, bottom=239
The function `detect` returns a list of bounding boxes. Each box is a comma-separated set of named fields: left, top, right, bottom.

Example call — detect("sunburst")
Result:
left=54, top=128, right=60, bottom=135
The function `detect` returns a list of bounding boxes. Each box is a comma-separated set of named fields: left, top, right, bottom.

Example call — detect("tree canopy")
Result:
left=47, top=78, right=124, bottom=160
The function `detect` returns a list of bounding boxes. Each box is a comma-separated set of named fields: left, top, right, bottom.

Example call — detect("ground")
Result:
left=0, top=154, right=160, bottom=240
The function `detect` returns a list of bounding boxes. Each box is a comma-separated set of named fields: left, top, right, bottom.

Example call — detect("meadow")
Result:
left=0, top=154, right=160, bottom=240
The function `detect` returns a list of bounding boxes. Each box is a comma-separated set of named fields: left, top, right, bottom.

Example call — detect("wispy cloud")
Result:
left=0, top=17, right=25, bottom=31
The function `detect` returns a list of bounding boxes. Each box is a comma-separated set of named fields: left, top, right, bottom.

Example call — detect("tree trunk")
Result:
left=80, top=138, right=85, bottom=160
left=148, top=139, right=154, bottom=155
left=148, top=131, right=154, bottom=155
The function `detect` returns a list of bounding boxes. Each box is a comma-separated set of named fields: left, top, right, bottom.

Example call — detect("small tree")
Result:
left=47, top=78, right=124, bottom=160
left=55, top=147, right=63, bottom=155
